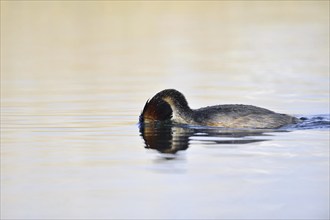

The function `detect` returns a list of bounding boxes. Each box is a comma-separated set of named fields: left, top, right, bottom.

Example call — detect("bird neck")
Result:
left=163, top=97, right=194, bottom=124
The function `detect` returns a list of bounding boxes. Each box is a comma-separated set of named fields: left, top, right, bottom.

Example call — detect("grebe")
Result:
left=140, top=89, right=299, bottom=129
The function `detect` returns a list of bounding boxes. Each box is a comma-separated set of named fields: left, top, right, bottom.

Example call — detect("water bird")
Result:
left=139, top=89, right=299, bottom=129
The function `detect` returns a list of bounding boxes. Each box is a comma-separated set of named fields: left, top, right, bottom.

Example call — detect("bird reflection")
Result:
left=139, top=122, right=279, bottom=154
left=139, top=122, right=191, bottom=154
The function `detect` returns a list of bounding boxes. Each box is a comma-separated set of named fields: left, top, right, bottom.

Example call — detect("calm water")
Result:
left=1, top=2, right=329, bottom=219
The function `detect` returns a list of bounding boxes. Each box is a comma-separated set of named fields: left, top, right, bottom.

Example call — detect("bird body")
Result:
left=140, top=89, right=299, bottom=129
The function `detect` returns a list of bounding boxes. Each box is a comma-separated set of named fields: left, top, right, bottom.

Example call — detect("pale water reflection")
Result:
left=1, top=1, right=329, bottom=219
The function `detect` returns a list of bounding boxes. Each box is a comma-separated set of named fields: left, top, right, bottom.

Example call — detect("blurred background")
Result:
left=2, top=1, right=329, bottom=114
left=1, top=1, right=329, bottom=219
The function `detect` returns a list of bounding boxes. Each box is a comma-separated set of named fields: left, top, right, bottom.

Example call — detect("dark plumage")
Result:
left=140, top=89, right=299, bottom=129
left=139, top=94, right=172, bottom=123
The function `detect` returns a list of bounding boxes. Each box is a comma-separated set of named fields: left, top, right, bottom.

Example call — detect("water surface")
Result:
left=1, top=2, right=329, bottom=219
